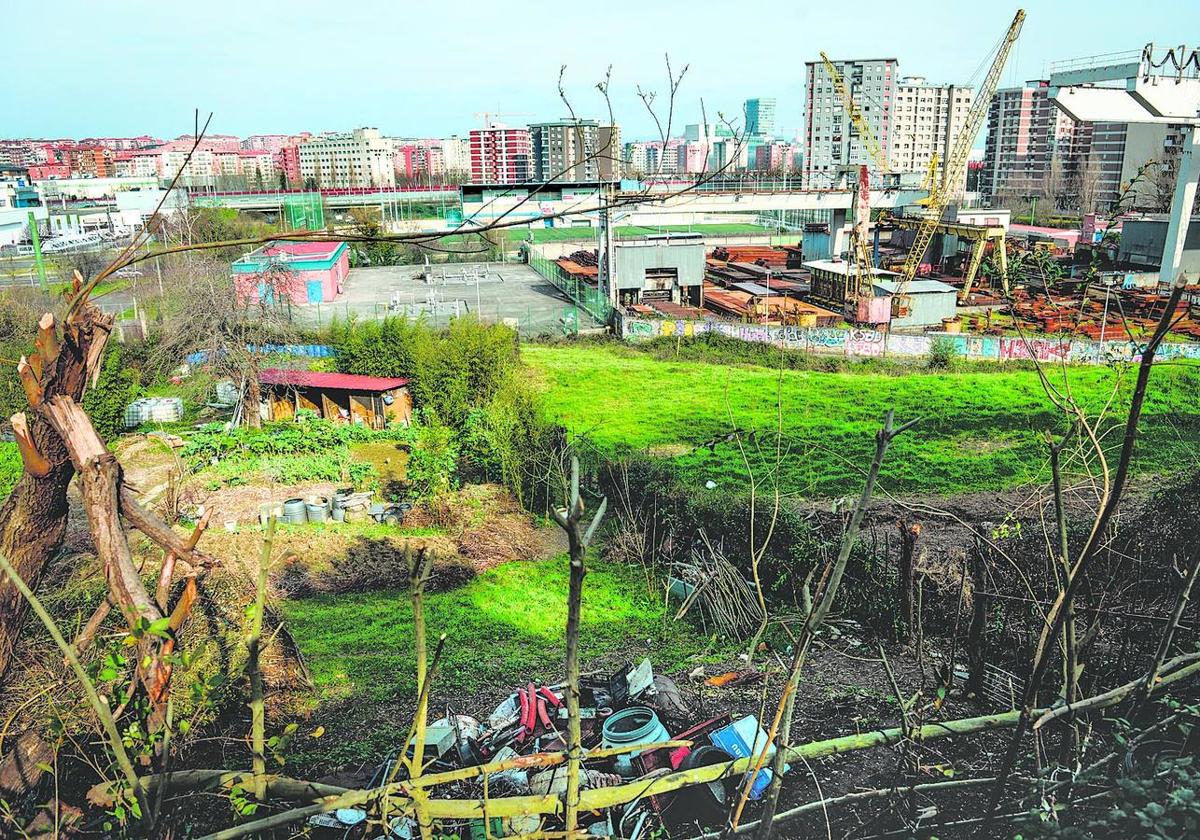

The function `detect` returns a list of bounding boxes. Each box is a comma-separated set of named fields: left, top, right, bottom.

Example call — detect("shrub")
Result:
left=327, top=315, right=519, bottom=427
left=927, top=335, right=958, bottom=370
left=406, top=417, right=459, bottom=498
left=83, top=344, right=141, bottom=440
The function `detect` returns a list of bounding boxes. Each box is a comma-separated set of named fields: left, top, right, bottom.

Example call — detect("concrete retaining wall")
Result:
left=619, top=315, right=1200, bottom=365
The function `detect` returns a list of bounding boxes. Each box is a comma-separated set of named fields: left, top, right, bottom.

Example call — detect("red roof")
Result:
left=260, top=369, right=409, bottom=391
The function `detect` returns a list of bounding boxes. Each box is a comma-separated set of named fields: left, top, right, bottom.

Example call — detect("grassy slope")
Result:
left=282, top=557, right=698, bottom=703
left=524, top=344, right=1200, bottom=497
left=280, top=556, right=708, bottom=766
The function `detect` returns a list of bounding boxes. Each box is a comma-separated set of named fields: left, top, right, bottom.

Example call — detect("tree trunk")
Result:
left=245, top=372, right=262, bottom=429
left=966, top=542, right=989, bottom=698
left=0, top=304, right=110, bottom=682
left=898, top=520, right=921, bottom=641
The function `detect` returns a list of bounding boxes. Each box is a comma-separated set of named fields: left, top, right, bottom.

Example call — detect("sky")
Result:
left=3, top=0, right=1197, bottom=142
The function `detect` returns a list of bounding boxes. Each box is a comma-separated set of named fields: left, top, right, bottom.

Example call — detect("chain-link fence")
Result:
left=527, top=252, right=613, bottom=324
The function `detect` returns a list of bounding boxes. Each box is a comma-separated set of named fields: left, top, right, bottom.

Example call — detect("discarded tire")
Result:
left=673, top=744, right=734, bottom=823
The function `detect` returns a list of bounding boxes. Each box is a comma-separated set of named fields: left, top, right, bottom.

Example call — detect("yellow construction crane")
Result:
left=819, top=52, right=890, bottom=176
left=820, top=53, right=888, bottom=318
left=892, top=9, right=1026, bottom=316
left=916, top=152, right=941, bottom=207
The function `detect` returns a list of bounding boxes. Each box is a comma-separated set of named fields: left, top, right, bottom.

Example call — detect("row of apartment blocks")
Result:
left=468, top=119, right=621, bottom=184
left=0, top=130, right=474, bottom=190
left=469, top=98, right=793, bottom=184
left=802, top=57, right=974, bottom=191
left=620, top=98, right=801, bottom=178
left=980, top=79, right=1187, bottom=211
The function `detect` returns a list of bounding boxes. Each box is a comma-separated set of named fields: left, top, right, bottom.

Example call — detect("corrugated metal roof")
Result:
left=873, top=278, right=957, bottom=294
left=260, top=369, right=409, bottom=391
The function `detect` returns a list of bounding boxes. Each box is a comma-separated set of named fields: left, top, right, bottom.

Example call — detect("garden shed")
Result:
left=259, top=369, right=412, bottom=428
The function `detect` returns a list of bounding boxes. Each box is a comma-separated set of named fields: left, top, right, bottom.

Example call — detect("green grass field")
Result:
left=280, top=556, right=712, bottom=767
left=524, top=344, right=1200, bottom=498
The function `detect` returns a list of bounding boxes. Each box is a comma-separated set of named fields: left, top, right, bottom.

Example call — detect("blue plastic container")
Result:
left=710, top=716, right=789, bottom=798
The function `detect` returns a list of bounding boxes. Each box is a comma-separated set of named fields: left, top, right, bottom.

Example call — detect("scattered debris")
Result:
left=307, top=657, right=787, bottom=836
left=704, top=670, right=762, bottom=688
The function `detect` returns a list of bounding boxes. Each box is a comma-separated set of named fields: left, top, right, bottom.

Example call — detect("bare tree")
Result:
left=152, top=251, right=302, bottom=428
left=1073, top=154, right=1104, bottom=216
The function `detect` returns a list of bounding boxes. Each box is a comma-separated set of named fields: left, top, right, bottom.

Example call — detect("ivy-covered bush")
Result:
left=83, top=344, right=141, bottom=440
left=0, top=442, right=21, bottom=498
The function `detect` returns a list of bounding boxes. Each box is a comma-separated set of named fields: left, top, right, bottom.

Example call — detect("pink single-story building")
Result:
left=232, top=240, right=349, bottom=305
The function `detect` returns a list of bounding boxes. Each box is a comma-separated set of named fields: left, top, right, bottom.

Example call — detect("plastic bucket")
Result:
left=710, top=716, right=789, bottom=795
left=601, top=707, right=669, bottom=778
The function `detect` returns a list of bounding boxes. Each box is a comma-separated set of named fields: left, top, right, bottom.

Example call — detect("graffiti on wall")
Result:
left=619, top=316, right=1200, bottom=367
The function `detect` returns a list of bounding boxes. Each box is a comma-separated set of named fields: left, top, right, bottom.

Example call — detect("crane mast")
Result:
left=820, top=53, right=889, bottom=317
left=892, top=9, right=1026, bottom=316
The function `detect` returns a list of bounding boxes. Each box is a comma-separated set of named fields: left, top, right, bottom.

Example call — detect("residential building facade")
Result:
left=469, top=124, right=533, bottom=184
left=528, top=120, right=621, bottom=182
left=981, top=80, right=1083, bottom=203
left=889, top=77, right=973, bottom=192
left=804, top=57, right=897, bottom=187
left=298, top=128, right=396, bottom=188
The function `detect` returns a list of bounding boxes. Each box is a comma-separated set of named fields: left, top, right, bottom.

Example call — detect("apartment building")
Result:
left=804, top=58, right=975, bottom=190
left=981, top=80, right=1180, bottom=212
left=528, top=120, right=621, bottom=182
left=889, top=78, right=973, bottom=192
left=469, top=124, right=533, bottom=184
left=438, top=136, right=471, bottom=177
left=298, top=128, right=396, bottom=189
left=804, top=57, right=897, bottom=187
left=981, top=80, right=1084, bottom=202
left=754, top=141, right=800, bottom=172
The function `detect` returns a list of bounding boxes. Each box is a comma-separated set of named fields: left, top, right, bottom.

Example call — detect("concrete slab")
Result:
left=291, top=261, right=601, bottom=336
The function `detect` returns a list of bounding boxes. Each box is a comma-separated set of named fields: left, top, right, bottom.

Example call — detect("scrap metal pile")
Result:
left=556, top=250, right=600, bottom=284
left=1009, top=281, right=1200, bottom=340
left=311, top=658, right=785, bottom=838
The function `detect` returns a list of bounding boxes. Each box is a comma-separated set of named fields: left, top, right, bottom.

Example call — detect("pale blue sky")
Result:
left=3, top=0, right=1195, bottom=141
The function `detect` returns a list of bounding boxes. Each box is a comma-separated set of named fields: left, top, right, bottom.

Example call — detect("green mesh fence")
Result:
left=527, top=253, right=613, bottom=324
left=283, top=194, right=325, bottom=230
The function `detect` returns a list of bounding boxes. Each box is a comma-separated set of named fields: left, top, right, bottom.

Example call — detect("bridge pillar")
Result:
left=830, top=208, right=849, bottom=260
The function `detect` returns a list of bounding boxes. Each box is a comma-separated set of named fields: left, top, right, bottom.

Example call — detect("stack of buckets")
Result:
left=263, top=494, right=333, bottom=526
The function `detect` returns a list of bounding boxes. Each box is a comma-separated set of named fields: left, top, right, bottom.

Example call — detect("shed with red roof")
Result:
left=259, top=368, right=411, bottom=428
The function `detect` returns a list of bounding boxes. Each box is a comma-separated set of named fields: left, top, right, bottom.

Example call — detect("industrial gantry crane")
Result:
left=891, top=9, right=1026, bottom=316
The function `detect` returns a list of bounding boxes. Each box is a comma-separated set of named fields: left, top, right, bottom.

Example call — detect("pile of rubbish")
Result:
left=311, top=658, right=785, bottom=838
